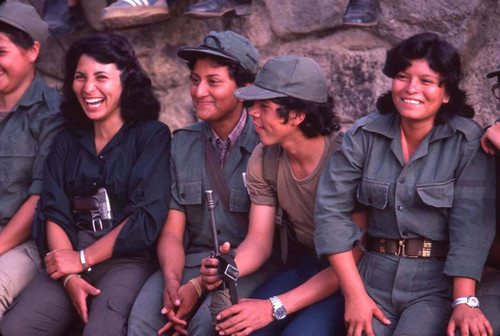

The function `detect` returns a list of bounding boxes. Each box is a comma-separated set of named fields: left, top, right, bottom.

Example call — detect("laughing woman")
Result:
left=0, top=33, right=171, bottom=336
left=314, top=32, right=495, bottom=336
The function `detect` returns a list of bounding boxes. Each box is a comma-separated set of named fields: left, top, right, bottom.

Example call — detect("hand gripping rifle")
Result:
left=205, top=190, right=240, bottom=323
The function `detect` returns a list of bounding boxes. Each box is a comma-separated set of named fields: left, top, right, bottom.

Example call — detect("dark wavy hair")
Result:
left=61, top=33, right=160, bottom=129
left=0, top=21, right=34, bottom=49
left=376, top=32, right=474, bottom=123
left=271, top=95, right=339, bottom=138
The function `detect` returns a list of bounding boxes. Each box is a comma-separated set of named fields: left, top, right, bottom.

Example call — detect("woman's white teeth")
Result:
left=85, top=98, right=104, bottom=107
left=404, top=99, right=422, bottom=105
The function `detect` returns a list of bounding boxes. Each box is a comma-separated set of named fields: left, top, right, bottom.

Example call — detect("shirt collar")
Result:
left=210, top=108, right=247, bottom=149
left=76, top=121, right=136, bottom=156
left=362, top=111, right=457, bottom=143
left=13, top=73, right=44, bottom=111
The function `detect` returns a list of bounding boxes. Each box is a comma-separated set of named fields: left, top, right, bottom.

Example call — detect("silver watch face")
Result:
left=273, top=305, right=287, bottom=320
left=467, top=296, right=480, bottom=308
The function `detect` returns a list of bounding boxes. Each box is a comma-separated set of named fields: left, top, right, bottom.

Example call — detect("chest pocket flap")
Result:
left=176, top=178, right=202, bottom=205
left=416, top=179, right=454, bottom=208
left=357, top=178, right=390, bottom=210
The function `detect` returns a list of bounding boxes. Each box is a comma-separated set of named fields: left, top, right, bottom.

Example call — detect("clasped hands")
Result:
left=44, top=249, right=100, bottom=324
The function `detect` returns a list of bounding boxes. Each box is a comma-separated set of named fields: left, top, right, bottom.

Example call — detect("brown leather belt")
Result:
left=365, top=234, right=448, bottom=259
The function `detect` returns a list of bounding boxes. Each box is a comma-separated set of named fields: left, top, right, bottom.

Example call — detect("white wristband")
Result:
left=63, top=274, right=81, bottom=288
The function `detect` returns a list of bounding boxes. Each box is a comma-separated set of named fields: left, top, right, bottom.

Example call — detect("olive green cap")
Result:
left=178, top=30, right=259, bottom=75
left=0, top=2, right=48, bottom=47
left=234, top=55, right=328, bottom=103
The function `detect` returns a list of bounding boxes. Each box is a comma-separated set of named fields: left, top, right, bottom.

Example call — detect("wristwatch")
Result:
left=452, top=296, right=480, bottom=308
left=80, top=249, right=91, bottom=272
left=269, top=296, right=287, bottom=320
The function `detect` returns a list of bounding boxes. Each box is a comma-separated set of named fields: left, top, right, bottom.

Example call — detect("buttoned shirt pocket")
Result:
left=230, top=186, right=250, bottom=213
left=416, top=179, right=454, bottom=209
left=0, top=135, right=37, bottom=182
left=357, top=178, right=391, bottom=210
left=176, top=178, right=203, bottom=205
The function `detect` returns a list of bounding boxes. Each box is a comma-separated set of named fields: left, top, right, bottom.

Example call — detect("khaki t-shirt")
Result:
left=246, top=132, right=342, bottom=250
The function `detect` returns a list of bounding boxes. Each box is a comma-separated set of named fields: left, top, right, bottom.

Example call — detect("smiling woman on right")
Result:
left=314, top=32, right=495, bottom=336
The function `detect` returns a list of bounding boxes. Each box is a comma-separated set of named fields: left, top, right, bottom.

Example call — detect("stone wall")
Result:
left=30, top=0, right=500, bottom=130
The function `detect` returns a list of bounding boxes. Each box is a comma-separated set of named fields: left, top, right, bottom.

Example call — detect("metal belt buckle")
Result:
left=400, top=239, right=418, bottom=258
left=91, top=213, right=103, bottom=232
left=422, top=239, right=432, bottom=258
left=224, top=264, right=240, bottom=282
left=397, top=239, right=404, bottom=256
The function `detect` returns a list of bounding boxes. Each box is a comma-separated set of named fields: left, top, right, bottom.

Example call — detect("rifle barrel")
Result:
left=204, top=190, right=220, bottom=255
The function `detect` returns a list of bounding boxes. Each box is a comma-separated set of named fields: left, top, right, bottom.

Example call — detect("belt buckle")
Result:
left=422, top=239, right=432, bottom=258
left=397, top=239, right=404, bottom=256
left=399, top=239, right=419, bottom=258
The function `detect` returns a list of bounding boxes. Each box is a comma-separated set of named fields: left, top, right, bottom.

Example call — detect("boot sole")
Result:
left=102, top=7, right=169, bottom=28
left=342, top=19, right=378, bottom=27
left=184, top=4, right=250, bottom=18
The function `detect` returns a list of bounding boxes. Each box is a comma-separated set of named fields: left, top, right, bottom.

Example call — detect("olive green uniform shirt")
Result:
left=169, top=114, right=259, bottom=267
left=0, top=74, right=63, bottom=225
left=314, top=111, right=495, bottom=281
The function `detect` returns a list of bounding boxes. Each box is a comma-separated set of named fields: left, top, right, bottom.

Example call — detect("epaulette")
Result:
left=449, top=116, right=483, bottom=143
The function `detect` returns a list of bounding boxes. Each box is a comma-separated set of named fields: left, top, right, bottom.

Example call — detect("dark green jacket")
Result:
left=170, top=114, right=259, bottom=267
left=0, top=74, right=63, bottom=224
left=315, top=111, right=495, bottom=281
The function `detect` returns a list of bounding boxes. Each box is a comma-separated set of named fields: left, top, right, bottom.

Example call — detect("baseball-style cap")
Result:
left=0, top=2, right=48, bottom=47
left=178, top=30, right=259, bottom=75
left=234, top=55, right=328, bottom=103
left=487, top=63, right=500, bottom=78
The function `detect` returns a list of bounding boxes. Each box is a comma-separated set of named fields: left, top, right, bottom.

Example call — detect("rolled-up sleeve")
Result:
left=169, top=133, right=185, bottom=212
left=314, top=128, right=364, bottom=257
left=33, top=132, right=77, bottom=255
left=444, top=139, right=496, bottom=281
left=113, top=123, right=171, bottom=257
left=29, top=114, right=65, bottom=196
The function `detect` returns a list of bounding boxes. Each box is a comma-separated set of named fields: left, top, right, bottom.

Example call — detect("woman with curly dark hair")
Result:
left=0, top=33, right=171, bottom=336
left=314, top=32, right=495, bottom=335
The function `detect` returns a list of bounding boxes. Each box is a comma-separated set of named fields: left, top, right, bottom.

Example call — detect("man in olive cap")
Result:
left=200, top=55, right=364, bottom=335
left=128, top=31, right=276, bottom=336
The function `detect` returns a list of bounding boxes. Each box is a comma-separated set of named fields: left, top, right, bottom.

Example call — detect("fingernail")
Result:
left=161, top=307, right=167, bottom=314
left=216, top=314, right=221, bottom=320
left=215, top=326, right=219, bottom=331
left=175, top=299, right=181, bottom=305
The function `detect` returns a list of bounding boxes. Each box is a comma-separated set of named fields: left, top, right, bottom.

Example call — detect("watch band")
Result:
left=269, top=295, right=287, bottom=320
left=80, top=249, right=91, bottom=272
left=452, top=296, right=480, bottom=308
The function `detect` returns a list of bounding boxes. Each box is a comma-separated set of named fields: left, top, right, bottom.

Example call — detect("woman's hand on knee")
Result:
left=344, top=292, right=390, bottom=336
left=65, top=276, right=100, bottom=324
left=45, top=249, right=82, bottom=279
left=447, top=305, right=493, bottom=336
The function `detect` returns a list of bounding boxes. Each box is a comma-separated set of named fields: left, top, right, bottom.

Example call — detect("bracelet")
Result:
left=63, top=274, right=81, bottom=288
left=188, top=278, right=203, bottom=298
left=80, top=249, right=91, bottom=272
